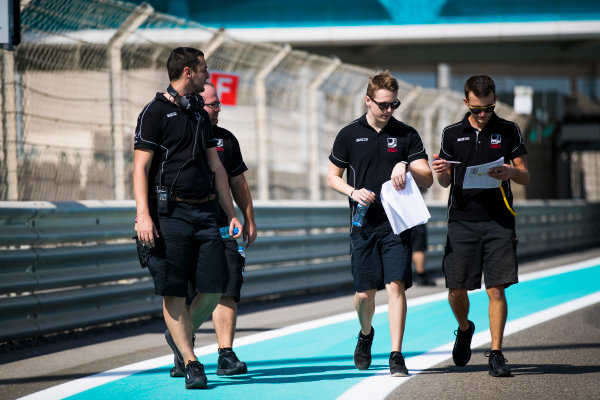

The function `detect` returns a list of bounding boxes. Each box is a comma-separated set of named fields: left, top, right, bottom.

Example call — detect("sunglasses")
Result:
left=205, top=101, right=221, bottom=109
left=369, top=96, right=401, bottom=111
left=468, top=103, right=495, bottom=114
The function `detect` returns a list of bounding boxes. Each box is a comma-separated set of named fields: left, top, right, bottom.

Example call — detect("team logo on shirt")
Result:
left=457, top=137, right=470, bottom=142
left=166, top=111, right=177, bottom=118
left=216, top=138, right=224, bottom=152
left=387, top=137, right=398, bottom=153
left=356, top=138, right=368, bottom=142
left=491, top=134, right=502, bottom=149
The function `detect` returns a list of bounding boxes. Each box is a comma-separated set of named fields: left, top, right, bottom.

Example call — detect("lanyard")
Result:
left=499, top=184, right=517, bottom=216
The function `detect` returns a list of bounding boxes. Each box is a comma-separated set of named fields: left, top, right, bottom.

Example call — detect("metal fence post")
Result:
left=422, top=94, right=446, bottom=173
left=108, top=3, right=153, bottom=200
left=203, top=28, right=227, bottom=60
left=1, top=49, right=18, bottom=200
left=308, top=57, right=340, bottom=201
left=254, top=44, right=291, bottom=201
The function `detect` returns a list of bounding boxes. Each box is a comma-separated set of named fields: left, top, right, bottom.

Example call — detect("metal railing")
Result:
left=1, top=200, right=600, bottom=341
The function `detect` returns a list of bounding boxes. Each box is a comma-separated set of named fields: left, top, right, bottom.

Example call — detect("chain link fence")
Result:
left=1, top=0, right=529, bottom=202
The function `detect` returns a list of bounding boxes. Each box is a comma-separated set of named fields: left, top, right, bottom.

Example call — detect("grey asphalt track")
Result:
left=1, top=248, right=599, bottom=400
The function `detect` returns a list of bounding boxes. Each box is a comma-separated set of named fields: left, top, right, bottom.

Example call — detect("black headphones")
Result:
left=167, top=84, right=204, bottom=114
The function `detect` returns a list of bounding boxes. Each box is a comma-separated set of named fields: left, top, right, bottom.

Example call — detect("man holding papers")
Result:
left=432, top=75, right=530, bottom=377
left=327, top=71, right=432, bottom=377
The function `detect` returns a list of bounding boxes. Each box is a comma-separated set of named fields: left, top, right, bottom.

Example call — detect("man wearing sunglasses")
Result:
left=432, top=75, right=530, bottom=377
left=202, top=82, right=256, bottom=376
left=328, top=70, right=433, bottom=377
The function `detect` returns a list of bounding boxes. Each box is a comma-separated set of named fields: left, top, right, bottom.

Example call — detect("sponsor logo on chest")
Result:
left=356, top=137, right=369, bottom=142
left=387, top=137, right=398, bottom=153
left=166, top=111, right=177, bottom=118
left=490, top=134, right=502, bottom=149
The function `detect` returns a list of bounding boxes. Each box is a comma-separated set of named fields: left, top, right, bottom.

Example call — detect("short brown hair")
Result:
left=167, top=47, right=204, bottom=81
left=464, top=75, right=496, bottom=99
left=366, top=70, right=399, bottom=98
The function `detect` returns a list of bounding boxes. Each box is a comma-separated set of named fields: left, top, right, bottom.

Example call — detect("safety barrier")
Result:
left=1, top=200, right=599, bottom=341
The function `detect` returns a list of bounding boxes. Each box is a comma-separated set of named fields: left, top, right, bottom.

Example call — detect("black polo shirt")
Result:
left=134, top=93, right=217, bottom=198
left=438, top=112, right=527, bottom=226
left=329, top=114, right=428, bottom=232
left=213, top=125, right=248, bottom=227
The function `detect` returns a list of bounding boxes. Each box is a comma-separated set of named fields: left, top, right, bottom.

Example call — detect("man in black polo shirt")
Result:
left=328, top=70, right=433, bottom=377
left=203, top=83, right=256, bottom=376
left=133, top=47, right=242, bottom=390
left=432, top=74, right=530, bottom=377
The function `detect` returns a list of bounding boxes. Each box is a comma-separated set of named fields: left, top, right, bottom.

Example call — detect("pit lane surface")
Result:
left=2, top=249, right=599, bottom=400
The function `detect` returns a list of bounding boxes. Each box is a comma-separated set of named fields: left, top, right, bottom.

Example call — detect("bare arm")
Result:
left=229, top=173, right=257, bottom=247
left=133, top=149, right=159, bottom=247
left=408, top=158, right=434, bottom=189
left=488, top=154, right=530, bottom=185
left=207, top=147, right=242, bottom=238
left=327, top=162, right=375, bottom=206
left=432, top=153, right=452, bottom=188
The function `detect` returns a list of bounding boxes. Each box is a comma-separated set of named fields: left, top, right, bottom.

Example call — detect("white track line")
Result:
left=18, top=257, right=600, bottom=400
left=337, top=257, right=600, bottom=400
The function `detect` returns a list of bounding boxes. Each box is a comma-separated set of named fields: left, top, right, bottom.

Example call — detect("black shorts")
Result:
left=350, top=227, right=412, bottom=292
left=147, top=201, right=229, bottom=297
left=442, top=220, right=518, bottom=290
left=410, top=223, right=427, bottom=253
left=220, top=239, right=245, bottom=302
left=185, top=239, right=245, bottom=304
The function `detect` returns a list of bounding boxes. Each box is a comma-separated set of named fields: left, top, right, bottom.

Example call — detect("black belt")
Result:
left=150, top=193, right=216, bottom=205
left=170, top=193, right=216, bottom=204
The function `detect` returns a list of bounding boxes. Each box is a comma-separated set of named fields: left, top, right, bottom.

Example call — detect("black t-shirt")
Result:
left=213, top=125, right=248, bottom=227
left=438, top=112, right=527, bottom=226
left=329, top=114, right=428, bottom=232
left=134, top=93, right=217, bottom=198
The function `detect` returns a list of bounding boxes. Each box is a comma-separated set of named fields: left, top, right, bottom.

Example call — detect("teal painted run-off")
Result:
left=65, top=263, right=599, bottom=400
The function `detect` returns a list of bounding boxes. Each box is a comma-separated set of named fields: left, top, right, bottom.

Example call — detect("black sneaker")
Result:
left=452, top=320, right=475, bottom=367
left=389, top=351, right=409, bottom=377
left=185, top=361, right=208, bottom=389
left=165, top=329, right=196, bottom=378
left=217, top=348, right=248, bottom=376
left=486, top=350, right=512, bottom=377
left=353, top=326, right=374, bottom=370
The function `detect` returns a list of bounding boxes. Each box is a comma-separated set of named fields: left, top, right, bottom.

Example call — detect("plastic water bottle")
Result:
left=219, top=227, right=239, bottom=239
left=352, top=203, right=369, bottom=227
left=237, top=246, right=245, bottom=258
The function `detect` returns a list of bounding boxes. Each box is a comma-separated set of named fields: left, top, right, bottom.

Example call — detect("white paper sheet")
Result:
left=462, top=157, right=504, bottom=189
left=380, top=172, right=431, bottom=235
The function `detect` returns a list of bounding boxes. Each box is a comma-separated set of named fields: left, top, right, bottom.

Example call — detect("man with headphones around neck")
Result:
left=133, top=47, right=242, bottom=390
left=166, top=82, right=257, bottom=379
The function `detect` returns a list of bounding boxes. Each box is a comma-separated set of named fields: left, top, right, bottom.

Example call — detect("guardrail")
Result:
left=1, top=200, right=599, bottom=341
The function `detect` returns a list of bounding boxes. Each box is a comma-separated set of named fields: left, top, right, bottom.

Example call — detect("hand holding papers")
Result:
left=380, top=172, right=431, bottom=234
left=462, top=157, right=504, bottom=189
